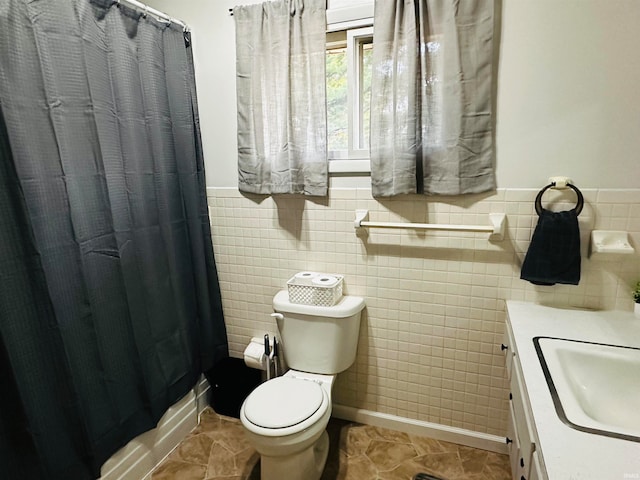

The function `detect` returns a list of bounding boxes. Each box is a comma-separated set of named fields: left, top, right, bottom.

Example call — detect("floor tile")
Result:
left=151, top=407, right=511, bottom=480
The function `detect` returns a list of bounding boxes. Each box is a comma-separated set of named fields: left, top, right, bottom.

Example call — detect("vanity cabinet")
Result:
left=503, top=319, right=548, bottom=480
left=504, top=300, right=640, bottom=479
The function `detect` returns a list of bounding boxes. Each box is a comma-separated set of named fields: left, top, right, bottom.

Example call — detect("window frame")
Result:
left=326, top=18, right=373, bottom=174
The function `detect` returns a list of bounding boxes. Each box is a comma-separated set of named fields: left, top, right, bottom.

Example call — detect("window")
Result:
left=326, top=26, right=373, bottom=173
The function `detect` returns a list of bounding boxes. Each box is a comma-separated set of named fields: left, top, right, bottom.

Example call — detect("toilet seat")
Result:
left=244, top=377, right=325, bottom=429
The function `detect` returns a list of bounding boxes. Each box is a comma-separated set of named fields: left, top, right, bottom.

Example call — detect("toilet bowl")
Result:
left=240, top=290, right=365, bottom=480
left=240, top=371, right=335, bottom=480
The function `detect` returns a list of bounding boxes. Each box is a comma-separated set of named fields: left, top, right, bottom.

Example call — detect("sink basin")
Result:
left=534, top=336, right=640, bottom=442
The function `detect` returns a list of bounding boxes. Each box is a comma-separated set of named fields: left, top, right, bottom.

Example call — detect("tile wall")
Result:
left=206, top=187, right=640, bottom=437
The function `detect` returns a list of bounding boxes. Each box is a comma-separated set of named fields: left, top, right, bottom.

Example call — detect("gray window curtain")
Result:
left=234, top=0, right=328, bottom=196
left=370, top=0, right=496, bottom=197
left=0, top=0, right=228, bottom=478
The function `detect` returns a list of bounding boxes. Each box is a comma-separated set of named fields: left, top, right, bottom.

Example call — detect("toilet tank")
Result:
left=273, top=290, right=365, bottom=375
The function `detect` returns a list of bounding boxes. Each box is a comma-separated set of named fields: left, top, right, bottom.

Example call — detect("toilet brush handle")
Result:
left=272, top=337, right=279, bottom=377
left=264, top=334, right=271, bottom=380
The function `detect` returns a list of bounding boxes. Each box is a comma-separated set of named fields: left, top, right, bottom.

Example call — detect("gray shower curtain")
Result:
left=0, top=1, right=228, bottom=479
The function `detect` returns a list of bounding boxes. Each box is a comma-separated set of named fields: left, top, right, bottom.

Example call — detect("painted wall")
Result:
left=147, top=0, right=640, bottom=189
left=142, top=0, right=640, bottom=440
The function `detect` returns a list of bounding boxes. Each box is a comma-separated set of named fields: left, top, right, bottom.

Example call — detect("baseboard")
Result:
left=332, top=404, right=508, bottom=455
left=99, top=376, right=211, bottom=480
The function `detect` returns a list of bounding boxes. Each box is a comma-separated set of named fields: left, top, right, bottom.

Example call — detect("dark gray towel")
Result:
left=520, top=209, right=581, bottom=285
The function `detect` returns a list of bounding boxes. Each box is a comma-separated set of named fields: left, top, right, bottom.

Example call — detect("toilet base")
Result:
left=259, top=430, right=329, bottom=480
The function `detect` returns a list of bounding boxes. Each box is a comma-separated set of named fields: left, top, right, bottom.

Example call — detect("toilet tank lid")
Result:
left=273, top=290, right=365, bottom=318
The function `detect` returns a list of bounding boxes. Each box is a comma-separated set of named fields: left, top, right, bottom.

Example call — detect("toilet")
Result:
left=240, top=289, right=365, bottom=480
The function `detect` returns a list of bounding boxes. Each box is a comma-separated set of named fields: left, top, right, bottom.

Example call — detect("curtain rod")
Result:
left=117, top=0, right=190, bottom=32
left=229, top=0, right=327, bottom=15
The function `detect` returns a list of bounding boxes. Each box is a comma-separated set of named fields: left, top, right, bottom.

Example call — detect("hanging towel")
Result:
left=520, top=184, right=583, bottom=286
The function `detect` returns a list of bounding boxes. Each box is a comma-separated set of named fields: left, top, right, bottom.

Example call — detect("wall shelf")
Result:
left=589, top=230, right=634, bottom=258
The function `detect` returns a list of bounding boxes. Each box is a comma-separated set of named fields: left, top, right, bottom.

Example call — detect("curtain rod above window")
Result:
left=229, top=1, right=329, bottom=16
left=118, top=0, right=190, bottom=31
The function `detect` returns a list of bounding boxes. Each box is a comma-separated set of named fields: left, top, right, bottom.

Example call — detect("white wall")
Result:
left=496, top=0, right=640, bottom=188
left=148, top=0, right=640, bottom=189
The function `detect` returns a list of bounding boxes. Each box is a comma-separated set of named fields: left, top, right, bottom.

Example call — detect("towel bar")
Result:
left=354, top=210, right=506, bottom=241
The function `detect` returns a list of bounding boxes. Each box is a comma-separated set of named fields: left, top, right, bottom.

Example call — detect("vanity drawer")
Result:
left=510, top=358, right=536, bottom=479
left=529, top=450, right=547, bottom=480
left=503, top=323, right=516, bottom=380
left=507, top=402, right=521, bottom=480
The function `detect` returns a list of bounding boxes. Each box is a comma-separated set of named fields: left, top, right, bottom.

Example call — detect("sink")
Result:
left=534, top=336, right=640, bottom=442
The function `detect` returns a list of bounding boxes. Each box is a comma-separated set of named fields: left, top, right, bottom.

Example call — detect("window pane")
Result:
left=326, top=47, right=348, bottom=151
left=360, top=41, right=372, bottom=151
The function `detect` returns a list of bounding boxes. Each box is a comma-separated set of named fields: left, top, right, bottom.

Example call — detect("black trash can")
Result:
left=205, top=357, right=262, bottom=418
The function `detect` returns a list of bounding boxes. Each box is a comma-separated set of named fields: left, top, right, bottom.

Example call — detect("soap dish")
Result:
left=589, top=230, right=635, bottom=256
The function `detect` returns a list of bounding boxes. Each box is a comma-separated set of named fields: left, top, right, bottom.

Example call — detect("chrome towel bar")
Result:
left=354, top=210, right=506, bottom=241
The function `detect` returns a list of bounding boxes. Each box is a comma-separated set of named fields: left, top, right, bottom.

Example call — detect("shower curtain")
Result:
left=0, top=1, right=228, bottom=479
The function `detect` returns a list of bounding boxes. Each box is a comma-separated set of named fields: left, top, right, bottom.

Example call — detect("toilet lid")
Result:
left=244, top=377, right=324, bottom=429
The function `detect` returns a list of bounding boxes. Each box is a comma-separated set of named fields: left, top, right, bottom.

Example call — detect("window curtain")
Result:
left=234, top=0, right=328, bottom=196
left=370, top=0, right=495, bottom=197
left=0, top=0, right=228, bottom=478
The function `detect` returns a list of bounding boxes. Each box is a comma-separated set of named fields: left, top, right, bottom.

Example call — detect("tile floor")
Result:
left=150, top=407, right=511, bottom=480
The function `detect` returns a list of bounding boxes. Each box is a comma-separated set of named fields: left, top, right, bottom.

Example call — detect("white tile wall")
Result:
left=207, top=187, right=640, bottom=437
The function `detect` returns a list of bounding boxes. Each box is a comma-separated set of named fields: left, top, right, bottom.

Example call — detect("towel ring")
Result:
left=535, top=182, right=583, bottom=216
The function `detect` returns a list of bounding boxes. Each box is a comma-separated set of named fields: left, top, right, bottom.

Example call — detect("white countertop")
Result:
left=505, top=300, right=640, bottom=480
